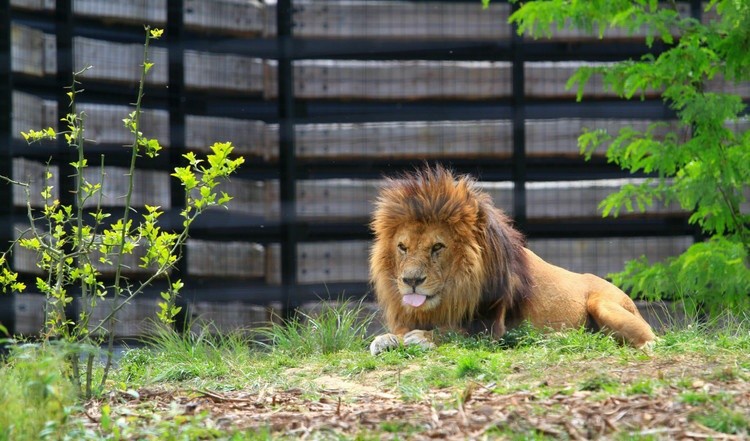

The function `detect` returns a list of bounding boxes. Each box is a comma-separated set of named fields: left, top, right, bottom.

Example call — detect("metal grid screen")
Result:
left=0, top=0, right=709, bottom=336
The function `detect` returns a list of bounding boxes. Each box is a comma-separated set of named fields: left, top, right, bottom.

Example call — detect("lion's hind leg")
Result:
left=585, top=278, right=656, bottom=350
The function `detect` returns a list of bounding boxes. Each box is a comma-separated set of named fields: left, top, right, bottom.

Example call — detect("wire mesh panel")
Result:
left=2, top=0, right=705, bottom=336
left=528, top=236, right=694, bottom=279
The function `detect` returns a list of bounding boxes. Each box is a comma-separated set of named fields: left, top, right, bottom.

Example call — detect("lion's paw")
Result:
left=370, top=333, right=401, bottom=356
left=638, top=337, right=659, bottom=355
left=403, top=329, right=436, bottom=350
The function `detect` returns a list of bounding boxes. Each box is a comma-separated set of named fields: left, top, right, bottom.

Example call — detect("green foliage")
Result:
left=134, top=324, right=254, bottom=384
left=256, top=299, right=375, bottom=356
left=0, top=344, right=80, bottom=440
left=690, top=407, right=749, bottom=435
left=509, top=0, right=750, bottom=316
left=0, top=25, right=243, bottom=398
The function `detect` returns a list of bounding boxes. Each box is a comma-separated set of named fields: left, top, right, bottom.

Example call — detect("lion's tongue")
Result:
left=403, top=294, right=427, bottom=307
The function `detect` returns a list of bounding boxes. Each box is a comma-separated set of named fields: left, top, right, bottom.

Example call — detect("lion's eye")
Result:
left=397, top=243, right=407, bottom=253
left=431, top=243, right=445, bottom=253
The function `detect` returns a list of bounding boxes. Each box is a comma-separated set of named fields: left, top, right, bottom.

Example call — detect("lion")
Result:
left=369, top=165, right=656, bottom=356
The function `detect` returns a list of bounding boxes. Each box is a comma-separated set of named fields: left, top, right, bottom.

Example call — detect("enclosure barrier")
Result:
left=2, top=0, right=740, bottom=337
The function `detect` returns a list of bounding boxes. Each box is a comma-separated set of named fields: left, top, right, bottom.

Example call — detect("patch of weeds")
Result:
left=337, top=353, right=379, bottom=376
left=679, top=390, right=715, bottom=405
left=674, top=376, right=695, bottom=389
left=579, top=374, right=620, bottom=393
left=256, top=298, right=374, bottom=356
left=544, top=327, right=623, bottom=356
left=351, top=432, right=382, bottom=441
left=617, top=433, right=660, bottom=441
left=117, top=347, right=153, bottom=384
left=710, top=366, right=743, bottom=382
left=456, top=354, right=484, bottom=378
left=135, top=323, right=254, bottom=385
left=98, top=404, right=230, bottom=440
left=498, top=322, right=545, bottom=349
left=690, top=407, right=749, bottom=435
left=397, top=361, right=454, bottom=393
left=398, top=382, right=429, bottom=402
left=484, top=425, right=555, bottom=440
left=0, top=344, right=81, bottom=440
left=227, top=427, right=275, bottom=440
left=380, top=420, right=422, bottom=435
left=442, top=330, right=500, bottom=351
left=626, top=378, right=657, bottom=396
left=377, top=344, right=430, bottom=365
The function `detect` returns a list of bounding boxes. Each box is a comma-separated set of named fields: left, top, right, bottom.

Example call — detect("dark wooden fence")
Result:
left=3, top=0, right=738, bottom=337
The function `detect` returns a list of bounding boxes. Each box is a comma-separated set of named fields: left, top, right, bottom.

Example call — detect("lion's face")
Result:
left=391, top=222, right=458, bottom=311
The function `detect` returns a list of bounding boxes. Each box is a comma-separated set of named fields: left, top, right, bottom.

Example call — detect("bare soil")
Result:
left=82, top=355, right=750, bottom=440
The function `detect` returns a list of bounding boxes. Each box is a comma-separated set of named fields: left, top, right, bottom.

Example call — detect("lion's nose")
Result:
left=402, top=276, right=426, bottom=289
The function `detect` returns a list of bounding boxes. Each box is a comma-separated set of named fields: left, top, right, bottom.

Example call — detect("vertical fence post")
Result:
left=510, top=3, right=527, bottom=231
left=167, top=0, right=189, bottom=331
left=55, top=0, right=78, bottom=329
left=277, top=0, right=298, bottom=318
left=0, top=0, right=11, bottom=218
left=0, top=0, right=15, bottom=338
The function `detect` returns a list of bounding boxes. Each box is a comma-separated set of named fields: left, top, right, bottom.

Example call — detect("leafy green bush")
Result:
left=507, top=0, right=750, bottom=316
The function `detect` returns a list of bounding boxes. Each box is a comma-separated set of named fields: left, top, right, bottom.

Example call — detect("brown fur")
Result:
left=369, top=165, right=655, bottom=355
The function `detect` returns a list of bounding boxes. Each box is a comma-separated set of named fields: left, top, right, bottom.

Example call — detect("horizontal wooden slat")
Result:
left=12, top=0, right=265, bottom=36
left=184, top=0, right=265, bottom=36
left=73, top=38, right=265, bottom=93
left=188, top=302, right=278, bottom=334
left=185, top=116, right=269, bottom=157
left=528, top=236, right=694, bottom=278
left=265, top=241, right=370, bottom=285
left=186, top=240, right=266, bottom=279
left=13, top=293, right=46, bottom=335
left=9, top=0, right=53, bottom=12
left=78, top=103, right=171, bottom=147
left=12, top=158, right=60, bottom=207
left=526, top=179, right=685, bottom=219
left=184, top=50, right=265, bottom=94
left=11, top=293, right=161, bottom=337
left=9, top=0, right=699, bottom=42
left=287, top=0, right=511, bottom=41
left=11, top=24, right=46, bottom=77
left=285, top=120, right=514, bottom=160
left=11, top=91, right=56, bottom=138
left=80, top=166, right=171, bottom=208
left=82, top=297, right=161, bottom=338
left=74, top=0, right=167, bottom=25
left=525, top=119, right=684, bottom=156
left=74, top=37, right=168, bottom=85
left=524, top=62, right=616, bottom=99
left=265, top=60, right=513, bottom=100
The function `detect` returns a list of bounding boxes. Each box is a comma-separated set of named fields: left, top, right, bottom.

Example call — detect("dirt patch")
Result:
left=82, top=356, right=750, bottom=439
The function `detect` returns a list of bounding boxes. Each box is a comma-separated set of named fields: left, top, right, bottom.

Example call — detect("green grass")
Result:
left=691, top=407, right=749, bottom=435
left=0, top=343, right=80, bottom=441
left=255, top=298, right=375, bottom=356
left=2, top=307, right=750, bottom=440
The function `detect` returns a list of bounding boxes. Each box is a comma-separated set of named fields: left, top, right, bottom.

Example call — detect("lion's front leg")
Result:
left=370, top=329, right=436, bottom=355
left=403, top=329, right=436, bottom=350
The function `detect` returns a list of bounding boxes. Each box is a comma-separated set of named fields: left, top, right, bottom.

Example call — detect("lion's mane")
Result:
left=370, top=165, right=533, bottom=333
